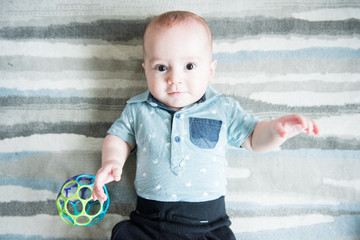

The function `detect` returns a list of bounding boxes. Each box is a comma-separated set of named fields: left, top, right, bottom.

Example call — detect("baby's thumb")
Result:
left=112, top=167, right=122, bottom=182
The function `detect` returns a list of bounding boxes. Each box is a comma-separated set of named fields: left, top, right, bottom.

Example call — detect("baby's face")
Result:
left=142, top=21, right=216, bottom=111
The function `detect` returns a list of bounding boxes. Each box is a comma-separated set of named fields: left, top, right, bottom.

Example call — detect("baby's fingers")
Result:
left=93, top=181, right=107, bottom=203
left=277, top=114, right=319, bottom=138
left=302, top=117, right=319, bottom=135
left=282, top=123, right=304, bottom=138
left=92, top=168, right=109, bottom=203
left=287, top=114, right=319, bottom=136
left=308, top=118, right=320, bottom=135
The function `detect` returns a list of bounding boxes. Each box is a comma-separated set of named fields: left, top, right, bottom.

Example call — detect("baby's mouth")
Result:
left=168, top=91, right=184, bottom=95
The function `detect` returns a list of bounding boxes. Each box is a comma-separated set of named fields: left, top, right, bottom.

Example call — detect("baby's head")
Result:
left=142, top=11, right=217, bottom=111
left=143, top=11, right=213, bottom=57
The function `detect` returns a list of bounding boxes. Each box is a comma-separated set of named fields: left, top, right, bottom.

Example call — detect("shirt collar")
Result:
left=147, top=93, right=175, bottom=112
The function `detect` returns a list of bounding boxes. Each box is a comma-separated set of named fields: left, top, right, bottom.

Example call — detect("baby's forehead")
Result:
left=143, top=16, right=213, bottom=58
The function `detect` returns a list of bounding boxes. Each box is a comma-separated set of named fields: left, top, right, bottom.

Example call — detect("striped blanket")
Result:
left=1, top=1, right=359, bottom=239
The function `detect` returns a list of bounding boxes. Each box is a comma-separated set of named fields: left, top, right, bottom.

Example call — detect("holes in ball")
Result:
left=78, top=176, right=94, bottom=185
left=62, top=181, right=78, bottom=198
left=62, top=213, right=75, bottom=225
left=90, top=216, right=102, bottom=225
left=86, top=200, right=101, bottom=216
left=76, top=215, right=90, bottom=225
left=66, top=199, right=83, bottom=216
left=79, top=186, right=92, bottom=200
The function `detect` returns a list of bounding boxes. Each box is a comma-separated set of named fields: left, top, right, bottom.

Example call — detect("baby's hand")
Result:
left=93, top=160, right=122, bottom=203
left=273, top=114, right=319, bottom=139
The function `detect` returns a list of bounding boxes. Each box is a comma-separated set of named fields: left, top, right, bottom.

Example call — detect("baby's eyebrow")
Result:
left=148, top=56, right=202, bottom=65
left=149, top=58, right=165, bottom=65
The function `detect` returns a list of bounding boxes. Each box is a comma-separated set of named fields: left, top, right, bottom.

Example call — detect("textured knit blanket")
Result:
left=1, top=1, right=360, bottom=239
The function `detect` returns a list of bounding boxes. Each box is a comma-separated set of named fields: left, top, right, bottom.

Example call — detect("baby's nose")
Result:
left=167, top=73, right=183, bottom=85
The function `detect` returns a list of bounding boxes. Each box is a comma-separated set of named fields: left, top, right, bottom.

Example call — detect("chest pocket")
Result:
left=189, top=117, right=222, bottom=149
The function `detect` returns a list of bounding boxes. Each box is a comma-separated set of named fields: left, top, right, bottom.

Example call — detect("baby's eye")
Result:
left=186, top=63, right=195, bottom=70
left=155, top=65, right=167, bottom=72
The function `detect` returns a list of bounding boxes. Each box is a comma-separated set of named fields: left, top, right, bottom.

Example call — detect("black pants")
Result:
left=111, top=196, right=236, bottom=240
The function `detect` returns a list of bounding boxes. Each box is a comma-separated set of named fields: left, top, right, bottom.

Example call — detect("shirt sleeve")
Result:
left=107, top=103, right=136, bottom=144
left=226, top=99, right=259, bottom=148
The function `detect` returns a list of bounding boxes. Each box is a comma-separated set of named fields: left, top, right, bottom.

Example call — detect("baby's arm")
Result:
left=242, top=114, right=319, bottom=153
left=93, top=134, right=135, bottom=203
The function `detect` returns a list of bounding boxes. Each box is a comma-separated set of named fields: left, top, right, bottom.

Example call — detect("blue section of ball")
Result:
left=56, top=174, right=110, bottom=226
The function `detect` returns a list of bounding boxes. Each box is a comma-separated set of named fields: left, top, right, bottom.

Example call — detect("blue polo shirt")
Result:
left=107, top=85, right=258, bottom=202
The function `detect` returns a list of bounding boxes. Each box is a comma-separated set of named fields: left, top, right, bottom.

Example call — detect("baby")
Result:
left=93, top=11, right=319, bottom=240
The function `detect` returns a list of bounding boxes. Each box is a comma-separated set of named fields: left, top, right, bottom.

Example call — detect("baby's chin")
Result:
left=167, top=102, right=188, bottom=111
left=169, top=106, right=183, bottom=111
left=164, top=91, right=207, bottom=111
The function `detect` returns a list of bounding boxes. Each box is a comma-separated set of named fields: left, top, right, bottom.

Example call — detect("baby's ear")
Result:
left=209, top=59, right=217, bottom=81
left=142, top=63, right=145, bottom=69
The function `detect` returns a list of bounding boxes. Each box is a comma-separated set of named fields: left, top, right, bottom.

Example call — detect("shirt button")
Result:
left=174, top=136, right=181, bottom=143
left=175, top=113, right=181, bottom=119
